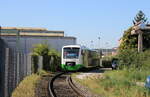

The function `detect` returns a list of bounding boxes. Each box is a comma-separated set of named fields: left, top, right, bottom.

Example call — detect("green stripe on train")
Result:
left=61, top=64, right=84, bottom=71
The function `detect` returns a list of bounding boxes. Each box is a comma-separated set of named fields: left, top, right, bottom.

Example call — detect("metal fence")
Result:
left=5, top=48, right=32, bottom=97
left=0, top=45, right=32, bottom=97
left=0, top=37, right=44, bottom=97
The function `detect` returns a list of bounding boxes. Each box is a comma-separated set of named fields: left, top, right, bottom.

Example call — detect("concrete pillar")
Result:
left=38, top=56, right=43, bottom=71
left=22, top=54, right=27, bottom=77
left=27, top=54, right=32, bottom=75
left=19, top=53, right=24, bottom=81
left=16, top=53, right=20, bottom=85
left=12, top=51, right=17, bottom=90
left=4, top=48, right=9, bottom=97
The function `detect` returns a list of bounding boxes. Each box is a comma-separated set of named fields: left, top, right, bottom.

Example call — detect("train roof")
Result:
left=62, top=45, right=90, bottom=50
left=63, top=45, right=81, bottom=48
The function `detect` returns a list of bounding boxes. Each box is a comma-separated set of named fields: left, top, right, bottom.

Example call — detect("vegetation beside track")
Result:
left=32, top=43, right=61, bottom=72
left=12, top=70, right=49, bottom=97
left=73, top=69, right=150, bottom=97
left=12, top=74, right=40, bottom=97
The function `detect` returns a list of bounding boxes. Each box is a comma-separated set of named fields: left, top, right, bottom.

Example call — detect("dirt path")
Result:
left=35, top=74, right=52, bottom=97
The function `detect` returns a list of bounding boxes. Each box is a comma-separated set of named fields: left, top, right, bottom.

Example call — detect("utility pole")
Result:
left=90, top=40, right=93, bottom=49
left=105, top=42, right=108, bottom=56
left=98, top=36, right=102, bottom=67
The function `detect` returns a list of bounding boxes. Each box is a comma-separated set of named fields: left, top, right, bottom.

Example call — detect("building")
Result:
left=0, top=27, right=76, bottom=97
left=0, top=27, right=76, bottom=53
left=93, top=48, right=117, bottom=56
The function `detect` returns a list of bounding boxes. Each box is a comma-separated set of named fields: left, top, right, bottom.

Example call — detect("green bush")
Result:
left=102, top=60, right=112, bottom=68
left=48, top=49, right=61, bottom=72
left=32, top=43, right=50, bottom=71
left=118, top=25, right=150, bottom=69
left=101, top=56, right=118, bottom=68
left=118, top=49, right=150, bottom=69
left=119, top=27, right=138, bottom=51
left=32, top=43, right=61, bottom=72
left=141, top=50, right=150, bottom=70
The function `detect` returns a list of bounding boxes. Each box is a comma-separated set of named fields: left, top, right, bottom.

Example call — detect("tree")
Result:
left=32, top=43, right=50, bottom=71
left=32, top=43, right=61, bottom=72
left=118, top=11, right=150, bottom=69
left=119, top=27, right=138, bottom=51
left=48, top=49, right=61, bottom=72
left=133, top=10, right=148, bottom=25
left=32, top=43, right=49, bottom=56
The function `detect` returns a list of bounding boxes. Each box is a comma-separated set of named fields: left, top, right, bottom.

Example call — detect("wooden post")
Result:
left=138, top=30, right=143, bottom=52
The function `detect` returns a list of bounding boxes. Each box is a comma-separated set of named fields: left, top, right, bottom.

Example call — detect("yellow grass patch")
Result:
left=12, top=74, right=40, bottom=97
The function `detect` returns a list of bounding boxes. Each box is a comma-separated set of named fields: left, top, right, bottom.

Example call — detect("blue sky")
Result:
left=1, top=0, right=150, bottom=49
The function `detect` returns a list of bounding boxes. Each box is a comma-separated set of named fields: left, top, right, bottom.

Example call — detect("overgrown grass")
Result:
left=74, top=70, right=150, bottom=97
left=12, top=74, right=40, bottom=97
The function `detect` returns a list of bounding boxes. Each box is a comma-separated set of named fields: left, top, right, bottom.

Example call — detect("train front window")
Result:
left=63, top=48, right=80, bottom=59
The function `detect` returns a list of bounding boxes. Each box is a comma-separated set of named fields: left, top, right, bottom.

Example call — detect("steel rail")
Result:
left=67, top=76, right=85, bottom=97
left=48, top=66, right=100, bottom=97
left=48, top=72, right=66, bottom=97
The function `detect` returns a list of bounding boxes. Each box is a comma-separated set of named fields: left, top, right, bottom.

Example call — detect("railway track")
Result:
left=49, top=67, right=100, bottom=97
left=49, top=72, right=85, bottom=97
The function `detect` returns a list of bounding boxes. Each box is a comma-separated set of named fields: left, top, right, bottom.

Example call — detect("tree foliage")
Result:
left=32, top=43, right=61, bottom=72
left=119, top=27, right=138, bottom=51
left=48, top=49, right=61, bottom=72
left=133, top=10, right=148, bottom=25
left=118, top=26, right=150, bottom=69
left=32, top=43, right=50, bottom=71
left=119, top=26, right=150, bottom=52
left=118, top=10, right=150, bottom=69
left=32, top=43, right=49, bottom=56
left=143, top=33, right=150, bottom=50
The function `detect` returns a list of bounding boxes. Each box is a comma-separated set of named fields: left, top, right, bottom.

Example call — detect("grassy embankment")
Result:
left=74, top=69, right=150, bottom=97
left=12, top=74, right=40, bottom=97
left=12, top=70, right=48, bottom=97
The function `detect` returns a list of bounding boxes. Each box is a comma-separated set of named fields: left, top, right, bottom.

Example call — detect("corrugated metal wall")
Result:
left=1, top=36, right=76, bottom=53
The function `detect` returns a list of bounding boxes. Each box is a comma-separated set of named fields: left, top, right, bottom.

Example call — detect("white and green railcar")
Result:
left=61, top=45, right=99, bottom=71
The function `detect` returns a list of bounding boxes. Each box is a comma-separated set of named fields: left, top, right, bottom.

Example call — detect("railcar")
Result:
left=61, top=45, right=99, bottom=71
